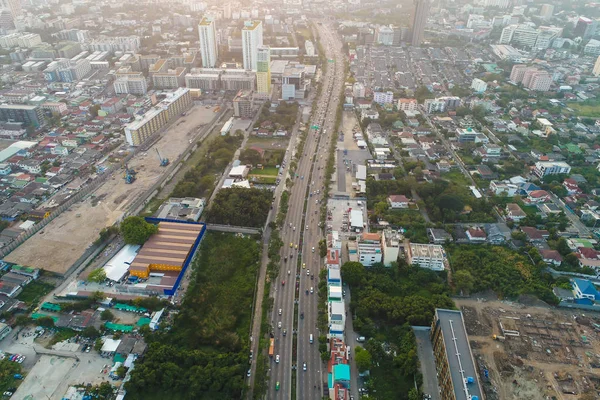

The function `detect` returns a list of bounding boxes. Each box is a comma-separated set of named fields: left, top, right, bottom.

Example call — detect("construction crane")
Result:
left=124, top=163, right=137, bottom=184
left=155, top=148, right=169, bottom=167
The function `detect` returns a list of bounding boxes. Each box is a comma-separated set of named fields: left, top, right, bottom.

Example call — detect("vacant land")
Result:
left=456, top=298, right=600, bottom=400
left=5, top=106, right=218, bottom=274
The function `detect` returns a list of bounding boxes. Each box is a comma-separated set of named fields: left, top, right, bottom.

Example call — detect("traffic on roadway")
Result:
left=267, top=21, right=346, bottom=400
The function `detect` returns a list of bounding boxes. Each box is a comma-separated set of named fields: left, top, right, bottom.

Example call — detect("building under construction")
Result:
left=431, top=309, right=483, bottom=400
left=128, top=220, right=203, bottom=281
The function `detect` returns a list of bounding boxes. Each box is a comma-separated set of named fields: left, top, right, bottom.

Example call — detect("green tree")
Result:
left=100, top=309, right=114, bottom=321
left=81, top=326, right=100, bottom=338
left=408, top=388, right=421, bottom=400
left=88, top=268, right=106, bottom=283
left=94, top=338, right=103, bottom=352
left=36, top=316, right=55, bottom=327
left=341, top=261, right=366, bottom=287
left=453, top=270, right=474, bottom=295
left=354, top=346, right=372, bottom=372
left=120, top=216, right=158, bottom=245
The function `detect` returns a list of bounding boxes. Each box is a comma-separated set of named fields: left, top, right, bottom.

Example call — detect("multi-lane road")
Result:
left=267, top=21, right=345, bottom=400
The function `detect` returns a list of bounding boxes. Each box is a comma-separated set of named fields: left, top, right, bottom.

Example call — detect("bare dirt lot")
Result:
left=5, top=106, right=218, bottom=274
left=456, top=298, right=600, bottom=400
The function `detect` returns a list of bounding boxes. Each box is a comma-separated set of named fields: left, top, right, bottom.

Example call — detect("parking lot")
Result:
left=335, top=111, right=371, bottom=194
left=326, top=198, right=368, bottom=239
left=2, top=327, right=119, bottom=400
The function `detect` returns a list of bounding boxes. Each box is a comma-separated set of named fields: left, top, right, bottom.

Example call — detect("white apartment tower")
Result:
left=242, top=20, right=263, bottom=71
left=198, top=16, right=218, bottom=68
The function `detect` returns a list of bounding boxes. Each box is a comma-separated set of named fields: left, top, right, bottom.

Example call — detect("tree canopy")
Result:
left=206, top=188, right=272, bottom=228
left=125, top=233, right=260, bottom=400
left=120, top=216, right=158, bottom=245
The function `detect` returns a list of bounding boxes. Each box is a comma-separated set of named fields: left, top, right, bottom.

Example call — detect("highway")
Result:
left=267, top=21, right=345, bottom=400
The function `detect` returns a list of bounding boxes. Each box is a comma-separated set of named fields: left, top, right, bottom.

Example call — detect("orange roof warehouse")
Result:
left=127, top=219, right=205, bottom=296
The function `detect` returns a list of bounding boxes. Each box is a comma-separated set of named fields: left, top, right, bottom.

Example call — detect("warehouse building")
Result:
left=128, top=221, right=204, bottom=281
left=431, top=309, right=483, bottom=400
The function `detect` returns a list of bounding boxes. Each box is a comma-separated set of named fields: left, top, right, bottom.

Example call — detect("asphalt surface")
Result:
left=413, top=327, right=441, bottom=400
left=267, top=21, right=345, bottom=400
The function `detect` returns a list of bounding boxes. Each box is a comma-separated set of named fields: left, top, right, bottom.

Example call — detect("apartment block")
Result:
left=233, top=90, right=254, bottom=118
left=256, top=45, right=271, bottom=95
left=185, top=69, right=221, bottom=90
left=242, top=20, right=263, bottom=71
left=397, top=98, right=418, bottom=112
left=198, top=16, right=218, bottom=67
left=124, top=88, right=192, bottom=146
left=0, top=104, right=45, bottom=127
left=424, top=98, right=446, bottom=114
left=431, top=309, right=483, bottom=400
left=533, top=161, right=571, bottom=178
left=113, top=73, right=148, bottom=95
left=382, top=228, right=402, bottom=267
left=406, top=242, right=445, bottom=271
left=152, top=67, right=186, bottom=89
left=356, top=232, right=382, bottom=266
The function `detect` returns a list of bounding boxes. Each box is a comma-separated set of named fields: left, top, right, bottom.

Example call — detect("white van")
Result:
left=309, top=334, right=314, bottom=344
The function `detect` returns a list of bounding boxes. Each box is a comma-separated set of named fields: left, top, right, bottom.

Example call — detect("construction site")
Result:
left=456, top=298, right=600, bottom=400
left=5, top=105, right=220, bottom=275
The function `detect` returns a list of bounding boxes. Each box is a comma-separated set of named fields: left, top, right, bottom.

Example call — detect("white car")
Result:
left=310, top=287, right=314, bottom=294
left=278, top=309, right=282, bottom=315
left=278, top=321, right=282, bottom=329
left=303, top=362, right=307, bottom=371
left=275, top=355, right=280, bottom=363
left=307, top=269, right=310, bottom=276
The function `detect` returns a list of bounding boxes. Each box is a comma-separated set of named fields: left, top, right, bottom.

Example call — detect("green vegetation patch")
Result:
left=125, top=233, right=260, bottom=400
left=206, top=187, right=273, bottom=228
left=0, top=359, right=22, bottom=394
left=342, top=261, right=454, bottom=400
left=16, top=281, right=54, bottom=306
left=448, top=245, right=558, bottom=304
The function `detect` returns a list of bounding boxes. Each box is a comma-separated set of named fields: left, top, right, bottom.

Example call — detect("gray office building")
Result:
left=0, top=104, right=45, bottom=128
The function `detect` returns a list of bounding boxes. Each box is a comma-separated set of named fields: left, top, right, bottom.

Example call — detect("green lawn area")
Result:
left=441, top=170, right=471, bottom=186
left=17, top=281, right=54, bottom=306
left=567, top=102, right=600, bottom=117
left=249, top=166, right=278, bottom=176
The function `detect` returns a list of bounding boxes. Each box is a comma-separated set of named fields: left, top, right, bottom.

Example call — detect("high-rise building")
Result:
left=411, top=0, right=429, bottom=47
left=198, top=16, right=218, bottom=68
left=510, top=64, right=528, bottom=83
left=471, top=78, right=488, bottom=93
left=241, top=20, right=263, bottom=71
left=0, top=104, right=44, bottom=127
left=256, top=45, right=271, bottom=95
left=593, top=56, right=600, bottom=77
left=0, top=9, right=14, bottom=30
left=540, top=4, right=554, bottom=19
left=0, top=0, right=21, bottom=18
left=574, top=17, right=597, bottom=41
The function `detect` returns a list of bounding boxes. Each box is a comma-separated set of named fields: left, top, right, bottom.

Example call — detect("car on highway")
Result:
left=278, top=308, right=282, bottom=315
left=302, top=263, right=306, bottom=269
left=310, top=287, right=314, bottom=294
left=312, top=247, right=315, bottom=253
left=303, top=362, right=307, bottom=371
left=278, top=321, right=282, bottom=329
left=307, top=269, right=310, bottom=275
left=247, top=369, right=251, bottom=377
left=295, top=244, right=298, bottom=249
left=290, top=242, right=293, bottom=248
left=281, top=280, right=285, bottom=286
left=275, top=355, right=280, bottom=363
left=283, top=329, right=287, bottom=336
left=276, top=382, right=280, bottom=391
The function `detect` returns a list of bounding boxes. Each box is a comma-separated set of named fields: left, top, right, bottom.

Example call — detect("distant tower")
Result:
left=242, top=20, right=263, bottom=71
left=198, top=16, right=218, bottom=68
left=411, top=0, right=429, bottom=47
left=256, top=45, right=271, bottom=95
left=0, top=0, right=21, bottom=18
